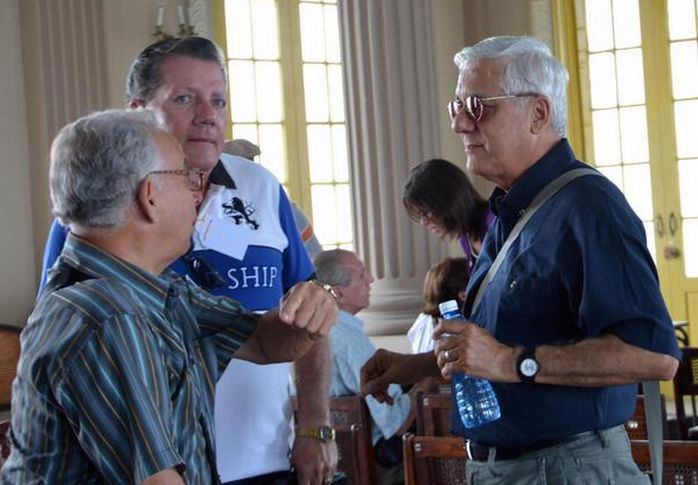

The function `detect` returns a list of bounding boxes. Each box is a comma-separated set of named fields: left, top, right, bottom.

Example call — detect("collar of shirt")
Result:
left=489, top=139, right=575, bottom=239
left=209, top=159, right=237, bottom=188
left=337, top=309, right=365, bottom=332
left=62, top=232, right=176, bottom=313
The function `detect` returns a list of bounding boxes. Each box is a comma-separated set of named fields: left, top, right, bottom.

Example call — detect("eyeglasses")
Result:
left=447, top=93, right=538, bottom=122
left=147, top=168, right=205, bottom=192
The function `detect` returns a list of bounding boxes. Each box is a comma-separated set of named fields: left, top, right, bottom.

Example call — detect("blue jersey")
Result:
left=40, top=154, right=314, bottom=311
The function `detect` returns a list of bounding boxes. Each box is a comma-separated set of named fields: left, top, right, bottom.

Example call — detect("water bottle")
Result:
left=438, top=299, right=501, bottom=428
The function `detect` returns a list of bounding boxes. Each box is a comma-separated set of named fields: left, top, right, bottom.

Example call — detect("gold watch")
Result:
left=295, top=425, right=336, bottom=442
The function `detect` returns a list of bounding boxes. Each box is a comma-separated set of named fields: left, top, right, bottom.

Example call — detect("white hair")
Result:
left=454, top=36, right=569, bottom=137
left=50, top=108, right=166, bottom=229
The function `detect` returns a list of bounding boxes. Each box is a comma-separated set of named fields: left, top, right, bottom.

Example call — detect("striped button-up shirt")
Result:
left=2, top=234, right=258, bottom=484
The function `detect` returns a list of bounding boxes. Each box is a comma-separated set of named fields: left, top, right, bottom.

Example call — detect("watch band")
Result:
left=295, top=425, right=336, bottom=442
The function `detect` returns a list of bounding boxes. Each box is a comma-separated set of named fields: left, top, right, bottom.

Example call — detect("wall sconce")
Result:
left=154, top=0, right=196, bottom=42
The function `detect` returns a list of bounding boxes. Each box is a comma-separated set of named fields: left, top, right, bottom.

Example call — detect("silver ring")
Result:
left=444, top=350, right=451, bottom=361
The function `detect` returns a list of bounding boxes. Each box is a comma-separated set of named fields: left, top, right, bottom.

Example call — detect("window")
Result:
left=217, top=0, right=353, bottom=249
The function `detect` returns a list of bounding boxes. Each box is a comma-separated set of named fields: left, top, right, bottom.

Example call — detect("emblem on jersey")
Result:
left=222, top=196, right=260, bottom=230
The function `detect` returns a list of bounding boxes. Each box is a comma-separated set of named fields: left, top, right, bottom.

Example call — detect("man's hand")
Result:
left=291, top=437, right=338, bottom=485
left=279, top=281, right=338, bottom=338
left=360, top=349, right=439, bottom=404
left=433, top=319, right=517, bottom=382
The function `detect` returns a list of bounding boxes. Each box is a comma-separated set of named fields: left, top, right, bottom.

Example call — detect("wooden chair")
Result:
left=403, top=433, right=468, bottom=485
left=673, top=346, right=698, bottom=439
left=631, top=439, right=698, bottom=484
left=0, top=323, right=21, bottom=412
left=0, top=324, right=21, bottom=467
left=416, top=392, right=453, bottom=436
left=624, top=394, right=669, bottom=440
left=292, top=395, right=377, bottom=485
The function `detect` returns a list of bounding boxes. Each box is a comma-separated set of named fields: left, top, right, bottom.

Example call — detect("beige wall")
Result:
left=0, top=0, right=35, bottom=325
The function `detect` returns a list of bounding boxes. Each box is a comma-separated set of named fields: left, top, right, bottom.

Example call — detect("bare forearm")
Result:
left=493, top=334, right=679, bottom=386
left=235, top=310, right=316, bottom=364
left=295, top=338, right=331, bottom=426
left=140, top=469, right=184, bottom=485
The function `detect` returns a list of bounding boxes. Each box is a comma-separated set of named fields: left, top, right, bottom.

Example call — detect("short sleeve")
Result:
left=277, top=187, right=315, bottom=291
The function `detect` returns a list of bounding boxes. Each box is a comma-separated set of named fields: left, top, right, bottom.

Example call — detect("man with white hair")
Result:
left=3, top=109, right=337, bottom=484
left=361, top=36, right=680, bottom=484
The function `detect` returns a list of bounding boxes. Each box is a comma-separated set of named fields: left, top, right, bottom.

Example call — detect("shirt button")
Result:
left=509, top=279, right=518, bottom=290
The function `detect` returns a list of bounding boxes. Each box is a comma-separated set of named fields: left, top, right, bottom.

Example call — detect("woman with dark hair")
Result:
left=408, top=257, right=471, bottom=353
left=403, top=158, right=494, bottom=274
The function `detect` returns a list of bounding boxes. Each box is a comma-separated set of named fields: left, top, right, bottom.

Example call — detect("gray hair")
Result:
left=454, top=36, right=569, bottom=137
left=50, top=109, right=166, bottom=229
left=313, top=249, right=354, bottom=287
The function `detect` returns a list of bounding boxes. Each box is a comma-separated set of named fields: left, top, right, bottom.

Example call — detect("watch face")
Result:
left=319, top=425, right=335, bottom=441
left=521, top=357, right=539, bottom=377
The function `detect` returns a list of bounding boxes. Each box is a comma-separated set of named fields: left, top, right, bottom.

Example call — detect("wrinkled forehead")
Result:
left=455, top=59, right=504, bottom=97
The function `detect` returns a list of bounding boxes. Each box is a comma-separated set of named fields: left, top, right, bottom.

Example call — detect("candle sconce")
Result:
left=153, top=1, right=196, bottom=41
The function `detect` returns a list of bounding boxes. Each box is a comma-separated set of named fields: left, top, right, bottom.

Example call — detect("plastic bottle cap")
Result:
left=438, top=299, right=459, bottom=314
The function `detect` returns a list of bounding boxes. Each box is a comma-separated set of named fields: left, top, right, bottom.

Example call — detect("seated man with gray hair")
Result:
left=2, top=109, right=337, bottom=485
left=314, top=249, right=415, bottom=485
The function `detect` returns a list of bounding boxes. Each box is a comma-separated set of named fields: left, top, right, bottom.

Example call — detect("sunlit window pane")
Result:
left=312, top=184, right=337, bottom=244
left=328, top=65, right=345, bottom=122
left=615, top=48, right=645, bottom=105
left=324, top=5, right=341, bottom=63
left=307, top=125, right=333, bottom=182
left=589, top=53, right=618, bottom=108
left=332, top=125, right=349, bottom=182
left=598, top=166, right=623, bottom=190
left=251, top=0, right=279, bottom=59
left=679, top=159, right=698, bottom=217
left=229, top=60, right=257, bottom=122
left=674, top=100, right=698, bottom=158
left=668, top=0, right=697, bottom=40
left=643, top=221, right=657, bottom=264
left=585, top=0, right=614, bottom=52
left=255, top=62, right=283, bottom=123
left=231, top=124, right=259, bottom=147
left=592, top=109, right=621, bottom=165
left=335, top=184, right=353, bottom=242
left=670, top=41, right=698, bottom=99
left=622, top=163, right=653, bottom=220
left=612, top=0, right=641, bottom=48
left=619, top=106, right=649, bottom=163
left=258, top=124, right=286, bottom=182
left=300, top=3, right=326, bottom=62
left=683, top=219, right=698, bottom=277
left=225, top=0, right=252, bottom=59
left=304, top=64, right=330, bottom=122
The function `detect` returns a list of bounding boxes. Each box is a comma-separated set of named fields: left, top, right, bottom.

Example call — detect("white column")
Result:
left=338, top=0, right=450, bottom=337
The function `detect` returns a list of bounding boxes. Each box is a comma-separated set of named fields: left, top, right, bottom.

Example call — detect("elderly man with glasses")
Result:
left=361, top=36, right=680, bottom=484
left=3, top=109, right=337, bottom=485
left=39, top=37, right=338, bottom=485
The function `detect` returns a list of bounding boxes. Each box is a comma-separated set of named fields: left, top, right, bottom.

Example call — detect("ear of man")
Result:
left=136, top=176, right=159, bottom=223
left=529, top=96, right=552, bottom=134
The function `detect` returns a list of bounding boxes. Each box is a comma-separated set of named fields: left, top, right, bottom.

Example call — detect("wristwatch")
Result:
left=295, top=425, right=336, bottom=442
left=516, top=346, right=540, bottom=383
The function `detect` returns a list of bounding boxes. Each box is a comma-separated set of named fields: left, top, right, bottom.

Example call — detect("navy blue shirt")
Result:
left=453, top=139, right=681, bottom=446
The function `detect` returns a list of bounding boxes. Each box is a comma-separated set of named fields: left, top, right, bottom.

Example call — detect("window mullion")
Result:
left=277, top=0, right=312, bottom=213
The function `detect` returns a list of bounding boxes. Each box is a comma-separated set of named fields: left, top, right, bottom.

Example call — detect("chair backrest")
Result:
left=0, top=324, right=22, bottom=411
left=402, top=433, right=468, bottom=485
left=625, top=394, right=669, bottom=440
left=672, top=346, right=698, bottom=439
left=292, top=395, right=377, bottom=485
left=631, top=439, right=698, bottom=484
left=415, top=392, right=453, bottom=436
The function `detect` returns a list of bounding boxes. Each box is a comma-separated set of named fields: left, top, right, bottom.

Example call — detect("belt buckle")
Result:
left=465, top=440, right=473, bottom=460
